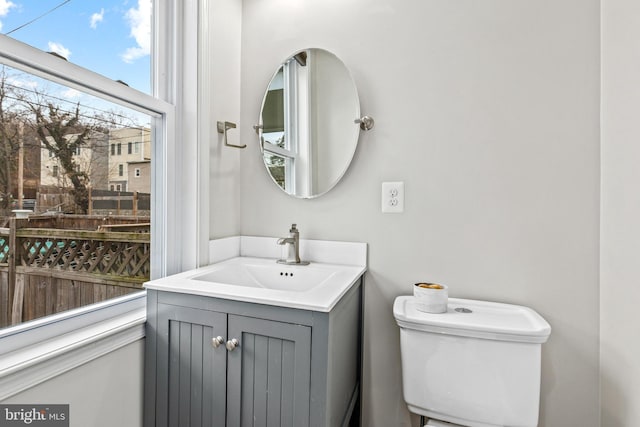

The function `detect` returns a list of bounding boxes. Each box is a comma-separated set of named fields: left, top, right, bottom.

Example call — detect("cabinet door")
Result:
left=156, top=304, right=228, bottom=427
left=226, top=315, right=312, bottom=427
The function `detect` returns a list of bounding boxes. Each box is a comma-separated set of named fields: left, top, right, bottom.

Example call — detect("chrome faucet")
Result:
left=277, top=224, right=310, bottom=265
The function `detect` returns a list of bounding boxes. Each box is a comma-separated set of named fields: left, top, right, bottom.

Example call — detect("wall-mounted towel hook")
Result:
left=217, top=121, right=246, bottom=149
left=355, top=116, right=375, bottom=131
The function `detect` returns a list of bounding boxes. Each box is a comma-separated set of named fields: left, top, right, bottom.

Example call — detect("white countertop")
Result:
left=145, top=236, right=367, bottom=312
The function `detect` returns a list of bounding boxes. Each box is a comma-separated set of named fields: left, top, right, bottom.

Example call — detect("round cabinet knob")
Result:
left=211, top=336, right=225, bottom=348
left=226, top=338, right=240, bottom=351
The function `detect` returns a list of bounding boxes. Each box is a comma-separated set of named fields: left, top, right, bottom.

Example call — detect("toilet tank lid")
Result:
left=393, top=296, right=551, bottom=343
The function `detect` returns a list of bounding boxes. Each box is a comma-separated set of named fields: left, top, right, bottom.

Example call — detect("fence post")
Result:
left=7, top=218, right=17, bottom=323
left=11, top=273, right=24, bottom=325
left=133, top=191, right=138, bottom=216
left=88, top=186, right=93, bottom=216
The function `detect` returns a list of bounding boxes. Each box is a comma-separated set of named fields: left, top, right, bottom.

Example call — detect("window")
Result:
left=135, top=168, right=141, bottom=177
left=110, top=184, right=114, bottom=191
left=134, top=142, right=140, bottom=154
left=2, top=1, right=151, bottom=95
left=261, top=63, right=303, bottom=194
left=0, top=62, right=155, bottom=329
left=0, top=0, right=194, bottom=395
left=111, top=144, right=115, bottom=155
left=128, top=142, right=133, bottom=154
left=0, top=0, right=177, bottom=332
left=116, top=184, right=122, bottom=191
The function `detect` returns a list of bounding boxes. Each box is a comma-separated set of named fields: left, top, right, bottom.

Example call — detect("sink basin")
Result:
left=190, top=263, right=336, bottom=292
left=144, top=255, right=366, bottom=312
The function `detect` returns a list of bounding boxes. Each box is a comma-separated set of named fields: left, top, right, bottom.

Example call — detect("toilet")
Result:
left=393, top=296, right=551, bottom=427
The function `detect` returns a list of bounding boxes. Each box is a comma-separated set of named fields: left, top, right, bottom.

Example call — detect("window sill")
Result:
left=0, top=306, right=146, bottom=401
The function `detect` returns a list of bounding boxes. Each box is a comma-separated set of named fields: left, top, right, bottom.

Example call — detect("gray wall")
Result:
left=231, top=0, right=601, bottom=426
left=3, top=340, right=144, bottom=427
left=206, top=0, right=243, bottom=240
left=601, top=0, right=640, bottom=425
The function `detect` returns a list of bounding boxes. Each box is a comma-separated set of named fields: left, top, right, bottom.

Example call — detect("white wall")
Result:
left=205, top=0, right=243, bottom=241
left=601, top=0, right=640, bottom=425
left=233, top=0, right=601, bottom=426
left=3, top=340, right=144, bottom=427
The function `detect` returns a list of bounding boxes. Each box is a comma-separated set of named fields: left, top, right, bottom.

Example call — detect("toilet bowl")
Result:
left=394, top=296, right=551, bottom=427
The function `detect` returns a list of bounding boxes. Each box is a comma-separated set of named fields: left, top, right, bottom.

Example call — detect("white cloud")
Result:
left=0, top=0, right=16, bottom=32
left=121, top=0, right=150, bottom=64
left=61, top=88, right=81, bottom=99
left=0, top=0, right=15, bottom=16
left=90, top=8, right=104, bottom=29
left=7, top=77, right=38, bottom=90
left=48, top=41, right=71, bottom=60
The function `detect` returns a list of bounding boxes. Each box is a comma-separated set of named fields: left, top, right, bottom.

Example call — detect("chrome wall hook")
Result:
left=217, top=121, right=246, bottom=149
left=355, top=116, right=375, bottom=131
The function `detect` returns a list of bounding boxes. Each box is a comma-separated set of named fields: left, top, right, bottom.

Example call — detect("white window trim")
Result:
left=0, top=0, right=200, bottom=398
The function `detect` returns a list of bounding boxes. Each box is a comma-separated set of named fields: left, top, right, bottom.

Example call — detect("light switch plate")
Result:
left=382, top=181, right=404, bottom=213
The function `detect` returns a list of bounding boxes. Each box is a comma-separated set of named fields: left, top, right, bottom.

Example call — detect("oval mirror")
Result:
left=257, top=48, right=361, bottom=198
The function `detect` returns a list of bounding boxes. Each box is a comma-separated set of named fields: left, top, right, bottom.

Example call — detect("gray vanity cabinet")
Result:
left=145, top=279, right=362, bottom=427
left=226, top=315, right=311, bottom=427
left=156, top=305, right=228, bottom=427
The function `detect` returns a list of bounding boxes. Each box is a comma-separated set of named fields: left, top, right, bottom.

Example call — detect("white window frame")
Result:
left=261, top=57, right=313, bottom=196
left=262, top=63, right=298, bottom=194
left=0, top=0, right=199, bottom=399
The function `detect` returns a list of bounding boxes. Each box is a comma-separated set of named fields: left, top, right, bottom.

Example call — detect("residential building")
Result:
left=40, top=132, right=109, bottom=190
left=108, top=127, right=151, bottom=192
left=127, top=160, right=151, bottom=193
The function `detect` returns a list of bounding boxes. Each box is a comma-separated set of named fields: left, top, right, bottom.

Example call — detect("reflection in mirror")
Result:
left=258, top=49, right=360, bottom=198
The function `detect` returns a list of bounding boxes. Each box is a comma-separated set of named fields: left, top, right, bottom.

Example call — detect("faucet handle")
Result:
left=290, top=224, right=298, bottom=233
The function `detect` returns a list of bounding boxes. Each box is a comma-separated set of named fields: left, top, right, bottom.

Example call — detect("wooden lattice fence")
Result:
left=0, top=218, right=150, bottom=328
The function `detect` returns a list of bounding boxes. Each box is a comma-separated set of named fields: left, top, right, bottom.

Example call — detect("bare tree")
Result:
left=24, top=99, right=94, bottom=213
left=0, top=70, right=22, bottom=211
left=2, top=65, right=145, bottom=214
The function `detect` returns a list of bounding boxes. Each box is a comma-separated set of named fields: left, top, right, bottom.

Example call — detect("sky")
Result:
left=0, top=0, right=151, bottom=94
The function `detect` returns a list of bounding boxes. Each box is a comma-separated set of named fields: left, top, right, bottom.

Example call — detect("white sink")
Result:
left=190, top=262, right=336, bottom=292
left=145, top=247, right=367, bottom=312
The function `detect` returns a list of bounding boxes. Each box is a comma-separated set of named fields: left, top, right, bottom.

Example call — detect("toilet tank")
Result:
left=393, top=297, right=551, bottom=427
